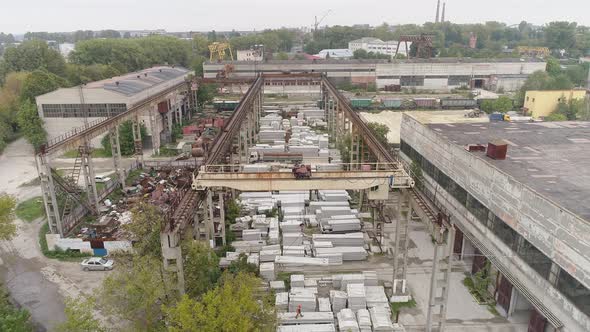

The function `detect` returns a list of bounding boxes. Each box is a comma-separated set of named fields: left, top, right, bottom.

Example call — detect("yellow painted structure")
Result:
left=523, top=90, right=587, bottom=118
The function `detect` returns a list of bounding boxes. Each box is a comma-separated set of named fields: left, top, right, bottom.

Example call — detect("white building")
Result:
left=35, top=66, right=191, bottom=149
left=348, top=37, right=411, bottom=57
left=237, top=49, right=263, bottom=62
left=316, top=49, right=353, bottom=59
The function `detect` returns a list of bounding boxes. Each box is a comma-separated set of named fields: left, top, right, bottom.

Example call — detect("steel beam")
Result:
left=109, top=126, right=126, bottom=187
left=80, top=145, right=100, bottom=212
left=36, top=154, right=63, bottom=236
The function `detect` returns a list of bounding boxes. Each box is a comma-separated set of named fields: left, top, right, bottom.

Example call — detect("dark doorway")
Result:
left=472, top=248, right=487, bottom=274
left=453, top=227, right=464, bottom=259
left=497, top=275, right=513, bottom=314
left=527, top=309, right=547, bottom=332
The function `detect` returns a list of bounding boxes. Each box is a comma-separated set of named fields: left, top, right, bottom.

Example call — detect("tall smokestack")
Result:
left=435, top=0, right=441, bottom=23
left=441, top=3, right=446, bottom=23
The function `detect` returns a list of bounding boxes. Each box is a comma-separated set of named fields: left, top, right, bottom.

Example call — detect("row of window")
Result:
left=376, top=75, right=473, bottom=87
left=400, top=139, right=590, bottom=317
left=42, top=104, right=127, bottom=118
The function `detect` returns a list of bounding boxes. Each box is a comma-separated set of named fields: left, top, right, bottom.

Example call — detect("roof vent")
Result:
left=487, top=140, right=508, bottom=160
left=115, top=81, right=119, bottom=86
left=465, top=144, right=486, bottom=152
left=137, top=75, right=141, bottom=79
left=144, top=73, right=148, bottom=77
left=159, top=69, right=162, bottom=72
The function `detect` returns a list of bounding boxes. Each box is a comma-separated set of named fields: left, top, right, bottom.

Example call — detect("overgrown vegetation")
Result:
left=15, top=196, right=45, bottom=222
left=480, top=96, right=514, bottom=114
left=100, top=121, right=147, bottom=157
left=463, top=262, right=495, bottom=304
left=390, top=298, right=417, bottom=317
left=0, top=194, right=18, bottom=241
left=367, top=122, right=390, bottom=146
left=0, top=283, right=34, bottom=332
left=38, top=223, right=91, bottom=260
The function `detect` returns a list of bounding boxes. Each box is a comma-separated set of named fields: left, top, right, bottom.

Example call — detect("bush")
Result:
left=15, top=196, right=45, bottom=222
left=39, top=223, right=91, bottom=260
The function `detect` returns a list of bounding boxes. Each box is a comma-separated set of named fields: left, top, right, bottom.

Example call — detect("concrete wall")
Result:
left=400, top=114, right=590, bottom=331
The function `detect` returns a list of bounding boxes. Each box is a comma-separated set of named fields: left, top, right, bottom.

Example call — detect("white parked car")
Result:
left=81, top=257, right=114, bottom=271
left=95, top=175, right=111, bottom=183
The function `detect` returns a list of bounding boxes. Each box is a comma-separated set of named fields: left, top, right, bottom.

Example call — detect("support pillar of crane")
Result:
left=150, top=106, right=161, bottom=156
left=36, top=153, right=63, bottom=236
left=219, top=192, right=226, bottom=246
left=160, top=228, right=185, bottom=295
left=109, top=126, right=126, bottom=188
left=80, top=145, right=100, bottom=212
left=206, top=190, right=215, bottom=245
left=426, top=224, right=456, bottom=332
left=132, top=117, right=144, bottom=165
left=392, top=189, right=411, bottom=296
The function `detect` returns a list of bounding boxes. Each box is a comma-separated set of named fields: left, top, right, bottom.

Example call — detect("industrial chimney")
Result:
left=435, top=0, right=441, bottom=23
left=441, top=3, right=446, bottom=23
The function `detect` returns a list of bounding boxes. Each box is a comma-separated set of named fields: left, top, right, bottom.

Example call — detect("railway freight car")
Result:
left=440, top=98, right=478, bottom=109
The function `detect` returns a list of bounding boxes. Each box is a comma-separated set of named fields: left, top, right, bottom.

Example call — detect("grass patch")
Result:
left=151, top=147, right=179, bottom=157
left=390, top=298, right=417, bottom=317
left=125, top=168, right=143, bottom=186
left=15, top=197, right=45, bottom=222
left=61, top=148, right=111, bottom=158
left=276, top=272, right=293, bottom=289
left=39, top=223, right=92, bottom=261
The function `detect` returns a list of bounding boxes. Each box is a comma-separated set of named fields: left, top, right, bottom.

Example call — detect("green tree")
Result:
left=353, top=49, right=369, bottom=59
left=197, top=84, right=218, bottom=108
left=20, top=69, right=67, bottom=103
left=16, top=100, right=47, bottom=150
left=182, top=241, right=221, bottom=299
left=123, top=203, right=166, bottom=258
left=163, top=272, right=275, bottom=332
left=0, top=283, right=33, bottom=332
left=545, top=57, right=561, bottom=76
left=55, top=297, right=106, bottom=332
left=545, top=112, right=568, bottom=121
left=0, top=194, right=17, bottom=241
left=544, top=21, right=577, bottom=50
left=2, top=40, right=66, bottom=77
left=99, top=254, right=176, bottom=331
left=226, top=253, right=258, bottom=276
left=276, top=52, right=289, bottom=60
left=101, top=121, right=147, bottom=156
left=367, top=122, right=390, bottom=146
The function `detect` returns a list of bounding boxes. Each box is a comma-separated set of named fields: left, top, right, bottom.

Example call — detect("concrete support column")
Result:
left=207, top=190, right=215, bottom=245
left=36, top=154, right=63, bottom=236
left=132, top=116, right=144, bottom=164
left=426, top=226, right=456, bottom=332
left=109, top=126, right=126, bottom=187
left=160, top=230, right=185, bottom=295
left=80, top=145, right=100, bottom=212
left=193, top=210, right=200, bottom=240
left=167, top=99, right=173, bottom=134
left=219, top=192, right=226, bottom=246
left=150, top=106, right=161, bottom=155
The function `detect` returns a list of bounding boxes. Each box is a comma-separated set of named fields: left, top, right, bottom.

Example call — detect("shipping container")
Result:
left=440, top=98, right=477, bottom=109
left=350, top=99, right=373, bottom=109
left=489, top=113, right=505, bottom=121
left=382, top=98, right=403, bottom=108
left=213, top=100, right=240, bottom=111
left=413, top=98, right=437, bottom=109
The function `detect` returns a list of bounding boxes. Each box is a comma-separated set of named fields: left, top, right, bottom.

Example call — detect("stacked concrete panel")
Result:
left=314, top=247, right=367, bottom=261
left=318, top=297, right=332, bottom=312
left=357, top=309, right=373, bottom=332
left=337, top=309, right=360, bottom=332
left=312, top=233, right=365, bottom=247
left=347, top=284, right=367, bottom=310
left=276, top=292, right=289, bottom=312
left=259, top=262, right=275, bottom=281
left=278, top=312, right=334, bottom=325
left=369, top=307, right=395, bottom=332
left=330, top=290, right=348, bottom=313
left=365, top=286, right=389, bottom=309
left=289, top=288, right=317, bottom=312
left=278, top=324, right=336, bottom=332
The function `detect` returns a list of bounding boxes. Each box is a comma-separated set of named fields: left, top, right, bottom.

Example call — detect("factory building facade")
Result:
left=36, top=66, right=192, bottom=150
left=400, top=116, right=590, bottom=332
left=203, top=58, right=545, bottom=92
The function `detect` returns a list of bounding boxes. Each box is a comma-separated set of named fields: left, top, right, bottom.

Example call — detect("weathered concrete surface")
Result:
left=400, top=115, right=590, bottom=331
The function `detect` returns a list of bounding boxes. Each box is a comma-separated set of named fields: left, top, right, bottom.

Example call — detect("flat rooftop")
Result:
left=427, top=121, right=590, bottom=221
left=206, top=57, right=544, bottom=65
left=84, top=66, right=190, bottom=96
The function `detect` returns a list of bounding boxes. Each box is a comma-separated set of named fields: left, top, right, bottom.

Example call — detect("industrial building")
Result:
left=203, top=58, right=546, bottom=92
left=523, top=89, right=587, bottom=119
left=35, top=66, right=192, bottom=150
left=400, top=116, right=590, bottom=331
left=348, top=37, right=410, bottom=57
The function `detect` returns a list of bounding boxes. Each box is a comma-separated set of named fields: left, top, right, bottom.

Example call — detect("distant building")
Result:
left=316, top=49, right=353, bottom=59
left=58, top=43, right=75, bottom=59
left=523, top=90, right=587, bottom=118
left=236, top=49, right=263, bottom=62
left=348, top=37, right=410, bottom=57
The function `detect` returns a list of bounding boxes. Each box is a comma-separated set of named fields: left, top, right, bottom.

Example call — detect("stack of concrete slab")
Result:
left=260, top=245, right=282, bottom=262
left=315, top=247, right=366, bottom=261
left=283, top=245, right=305, bottom=257
left=313, top=251, right=343, bottom=265
left=357, top=309, right=372, bottom=332
left=283, top=232, right=304, bottom=246
left=337, top=309, right=360, bottom=332
left=315, top=164, right=343, bottom=171
left=260, top=262, right=275, bottom=281
left=252, top=215, right=271, bottom=232
left=365, top=286, right=389, bottom=309
left=278, top=324, right=336, bottom=332
left=316, top=207, right=355, bottom=221
left=270, top=280, right=286, bottom=292
left=369, top=307, right=395, bottom=332
left=321, top=218, right=361, bottom=233
left=242, top=229, right=264, bottom=241
left=318, top=190, right=350, bottom=201
left=247, top=253, right=259, bottom=266
left=259, top=130, right=286, bottom=143
left=289, top=288, right=317, bottom=312
left=275, top=256, right=329, bottom=266
left=347, top=284, right=367, bottom=310
left=269, top=218, right=280, bottom=245
left=278, top=312, right=334, bottom=325
left=289, top=145, right=320, bottom=157
left=329, top=290, right=348, bottom=313
left=276, top=292, right=289, bottom=312
left=318, top=297, right=331, bottom=312
left=232, top=240, right=267, bottom=253
left=291, top=274, right=305, bottom=287
left=333, top=271, right=378, bottom=290
left=362, top=271, right=379, bottom=286
left=312, top=233, right=365, bottom=247
left=280, top=220, right=303, bottom=232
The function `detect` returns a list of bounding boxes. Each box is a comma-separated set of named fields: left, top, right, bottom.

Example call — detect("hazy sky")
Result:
left=2, top=0, right=589, bottom=33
